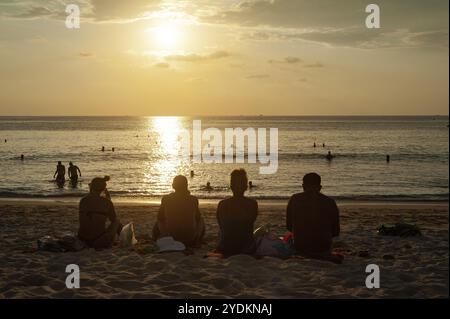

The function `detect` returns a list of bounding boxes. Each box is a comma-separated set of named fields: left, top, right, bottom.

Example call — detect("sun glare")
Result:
left=153, top=23, right=180, bottom=48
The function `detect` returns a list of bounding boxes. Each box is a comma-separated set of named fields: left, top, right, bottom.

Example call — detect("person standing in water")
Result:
left=20, top=154, right=24, bottom=161
left=325, top=151, right=334, bottom=161
left=386, top=155, right=390, bottom=163
left=68, top=162, right=82, bottom=185
left=53, top=161, right=66, bottom=186
left=205, top=182, right=213, bottom=191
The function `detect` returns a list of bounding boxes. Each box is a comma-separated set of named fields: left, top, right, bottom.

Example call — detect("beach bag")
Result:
left=255, top=232, right=293, bottom=259
left=119, top=222, right=138, bottom=248
left=377, top=223, right=422, bottom=237
left=59, top=234, right=86, bottom=252
left=37, top=236, right=66, bottom=252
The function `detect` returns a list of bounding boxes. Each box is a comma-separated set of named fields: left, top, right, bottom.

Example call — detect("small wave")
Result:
left=0, top=191, right=447, bottom=202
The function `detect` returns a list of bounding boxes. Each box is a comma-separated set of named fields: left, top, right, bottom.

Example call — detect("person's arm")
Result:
left=104, top=188, right=111, bottom=200
left=157, top=197, right=166, bottom=233
left=252, top=200, right=258, bottom=223
left=108, top=201, right=117, bottom=223
left=68, top=169, right=72, bottom=179
left=286, top=196, right=294, bottom=232
left=331, top=200, right=340, bottom=237
left=195, top=198, right=201, bottom=223
left=216, top=201, right=224, bottom=230
left=53, top=169, right=57, bottom=178
left=77, top=167, right=81, bottom=176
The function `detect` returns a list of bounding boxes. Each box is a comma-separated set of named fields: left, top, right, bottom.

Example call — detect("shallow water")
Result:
left=0, top=116, right=448, bottom=201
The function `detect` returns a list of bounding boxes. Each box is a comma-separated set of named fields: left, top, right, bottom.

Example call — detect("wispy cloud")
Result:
left=165, top=50, right=231, bottom=63
left=246, top=74, right=270, bottom=79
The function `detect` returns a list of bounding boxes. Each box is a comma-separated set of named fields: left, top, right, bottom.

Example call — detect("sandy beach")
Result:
left=0, top=200, right=448, bottom=299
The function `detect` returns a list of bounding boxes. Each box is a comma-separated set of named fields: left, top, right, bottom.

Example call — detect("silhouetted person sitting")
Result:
left=78, top=176, right=122, bottom=250
left=286, top=173, right=340, bottom=256
left=216, top=169, right=258, bottom=257
left=68, top=161, right=81, bottom=185
left=153, top=175, right=205, bottom=247
left=53, top=161, right=66, bottom=186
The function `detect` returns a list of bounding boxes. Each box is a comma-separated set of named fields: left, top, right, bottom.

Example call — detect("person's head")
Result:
left=249, top=181, right=253, bottom=186
left=328, top=151, right=331, bottom=155
left=302, top=173, right=322, bottom=193
left=172, top=175, right=188, bottom=192
left=89, top=177, right=107, bottom=195
left=69, top=161, right=73, bottom=166
left=230, top=168, right=248, bottom=196
left=206, top=182, right=211, bottom=187
left=58, top=161, right=62, bottom=165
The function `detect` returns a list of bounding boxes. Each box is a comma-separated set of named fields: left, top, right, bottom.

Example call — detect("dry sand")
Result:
left=0, top=200, right=448, bottom=298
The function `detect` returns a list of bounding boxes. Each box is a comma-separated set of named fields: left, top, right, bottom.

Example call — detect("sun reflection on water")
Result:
left=143, top=117, right=189, bottom=194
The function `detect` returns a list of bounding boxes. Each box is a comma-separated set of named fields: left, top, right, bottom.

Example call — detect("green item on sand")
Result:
left=377, top=223, right=422, bottom=237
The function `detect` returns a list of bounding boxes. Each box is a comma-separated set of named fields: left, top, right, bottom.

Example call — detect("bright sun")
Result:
left=153, top=23, right=180, bottom=48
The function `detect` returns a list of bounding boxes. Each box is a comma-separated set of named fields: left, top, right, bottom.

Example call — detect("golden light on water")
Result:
left=145, top=116, right=188, bottom=193
left=153, top=116, right=182, bottom=155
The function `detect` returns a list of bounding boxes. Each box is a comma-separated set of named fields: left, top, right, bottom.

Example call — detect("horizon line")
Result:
left=0, top=114, right=449, bottom=118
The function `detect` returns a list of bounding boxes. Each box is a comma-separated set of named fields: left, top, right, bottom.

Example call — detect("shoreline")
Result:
left=0, top=197, right=448, bottom=208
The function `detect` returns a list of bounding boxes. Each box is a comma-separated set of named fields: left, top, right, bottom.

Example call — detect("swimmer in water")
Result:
left=20, top=154, right=24, bottom=160
left=53, top=161, right=66, bottom=186
left=386, top=155, right=390, bottom=163
left=190, top=170, right=195, bottom=178
left=313, top=142, right=316, bottom=148
left=249, top=181, right=254, bottom=189
left=325, top=151, right=334, bottom=161
left=112, top=147, right=115, bottom=152
left=205, top=182, right=213, bottom=191
left=102, top=146, right=105, bottom=152
left=323, top=143, right=325, bottom=147
left=68, top=162, right=82, bottom=186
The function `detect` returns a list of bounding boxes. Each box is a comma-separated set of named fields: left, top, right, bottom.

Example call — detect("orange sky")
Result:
left=0, top=0, right=448, bottom=116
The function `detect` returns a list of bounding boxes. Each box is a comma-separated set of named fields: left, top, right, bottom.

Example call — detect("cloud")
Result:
left=304, top=62, right=323, bottom=68
left=78, top=52, right=95, bottom=58
left=90, top=0, right=161, bottom=22
left=165, top=50, right=231, bottom=63
left=203, top=0, right=449, bottom=49
left=268, top=56, right=302, bottom=64
left=246, top=74, right=270, bottom=79
left=154, top=62, right=170, bottom=68
left=0, top=0, right=161, bottom=23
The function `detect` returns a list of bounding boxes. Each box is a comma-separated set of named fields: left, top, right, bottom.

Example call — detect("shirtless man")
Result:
left=68, top=162, right=82, bottom=185
left=53, top=161, right=66, bottom=186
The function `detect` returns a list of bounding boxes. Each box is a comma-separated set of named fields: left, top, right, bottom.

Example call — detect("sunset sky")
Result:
left=0, top=0, right=448, bottom=116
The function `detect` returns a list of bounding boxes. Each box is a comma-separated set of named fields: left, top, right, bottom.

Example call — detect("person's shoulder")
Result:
left=162, top=192, right=175, bottom=201
left=319, top=193, right=337, bottom=204
left=80, top=193, right=91, bottom=202
left=289, top=192, right=305, bottom=201
left=218, top=197, right=233, bottom=207
left=244, top=196, right=258, bottom=205
left=188, top=194, right=199, bottom=204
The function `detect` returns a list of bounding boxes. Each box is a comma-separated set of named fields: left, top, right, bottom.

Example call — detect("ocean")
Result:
left=0, top=116, right=448, bottom=202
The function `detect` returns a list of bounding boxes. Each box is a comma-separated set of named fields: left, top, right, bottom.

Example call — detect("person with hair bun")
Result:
left=78, top=176, right=122, bottom=249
